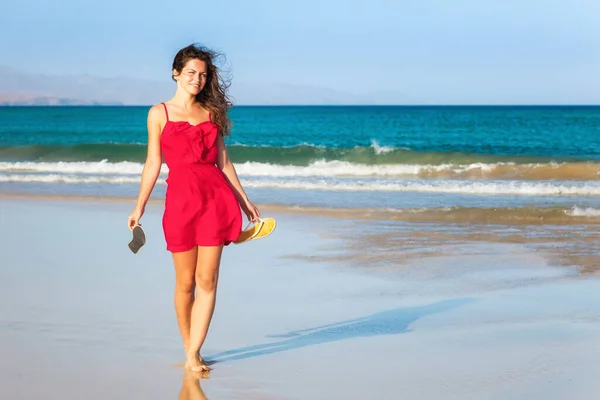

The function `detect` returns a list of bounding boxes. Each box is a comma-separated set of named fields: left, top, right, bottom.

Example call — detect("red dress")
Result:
left=159, top=103, right=242, bottom=252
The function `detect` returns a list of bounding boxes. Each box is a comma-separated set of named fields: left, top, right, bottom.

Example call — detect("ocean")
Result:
left=1, top=105, right=599, bottom=223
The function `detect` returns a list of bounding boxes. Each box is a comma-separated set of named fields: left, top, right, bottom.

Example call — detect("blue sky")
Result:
left=2, top=0, right=599, bottom=104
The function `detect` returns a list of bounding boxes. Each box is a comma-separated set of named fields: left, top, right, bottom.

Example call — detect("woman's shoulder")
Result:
left=147, top=103, right=169, bottom=122
left=148, top=102, right=167, bottom=115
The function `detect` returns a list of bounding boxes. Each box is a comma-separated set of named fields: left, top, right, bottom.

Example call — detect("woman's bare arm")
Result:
left=128, top=105, right=164, bottom=228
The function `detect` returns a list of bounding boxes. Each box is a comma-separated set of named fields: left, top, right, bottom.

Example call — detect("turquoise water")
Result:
left=1, top=106, right=600, bottom=161
left=1, top=105, right=599, bottom=220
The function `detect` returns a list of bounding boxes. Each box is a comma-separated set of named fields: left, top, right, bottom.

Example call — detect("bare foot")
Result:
left=185, top=351, right=210, bottom=372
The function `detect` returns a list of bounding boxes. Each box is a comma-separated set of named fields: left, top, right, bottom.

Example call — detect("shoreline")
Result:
left=2, top=195, right=596, bottom=277
left=2, top=192, right=599, bottom=225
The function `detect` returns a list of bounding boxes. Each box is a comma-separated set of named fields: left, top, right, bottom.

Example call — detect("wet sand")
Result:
left=1, top=197, right=599, bottom=399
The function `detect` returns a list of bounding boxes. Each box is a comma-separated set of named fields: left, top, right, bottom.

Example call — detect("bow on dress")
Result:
left=185, top=122, right=218, bottom=161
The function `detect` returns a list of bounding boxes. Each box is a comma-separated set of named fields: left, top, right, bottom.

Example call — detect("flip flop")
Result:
left=253, top=217, right=276, bottom=240
left=234, top=219, right=264, bottom=244
left=234, top=217, right=276, bottom=244
left=128, top=225, right=146, bottom=254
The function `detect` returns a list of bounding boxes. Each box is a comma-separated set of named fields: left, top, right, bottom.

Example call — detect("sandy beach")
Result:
left=1, top=196, right=599, bottom=399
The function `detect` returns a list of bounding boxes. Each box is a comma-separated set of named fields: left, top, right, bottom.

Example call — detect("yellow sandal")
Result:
left=234, top=217, right=277, bottom=244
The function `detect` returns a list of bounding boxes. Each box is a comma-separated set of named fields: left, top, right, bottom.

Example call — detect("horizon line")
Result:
left=1, top=104, right=599, bottom=107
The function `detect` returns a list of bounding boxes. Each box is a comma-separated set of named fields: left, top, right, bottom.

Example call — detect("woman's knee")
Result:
left=175, top=272, right=195, bottom=294
left=195, top=270, right=218, bottom=292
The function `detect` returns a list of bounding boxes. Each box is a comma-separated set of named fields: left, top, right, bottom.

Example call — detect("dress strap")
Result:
left=161, top=102, right=170, bottom=122
left=208, top=112, right=212, bottom=122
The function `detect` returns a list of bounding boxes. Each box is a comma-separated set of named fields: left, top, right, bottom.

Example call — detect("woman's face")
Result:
left=174, top=59, right=207, bottom=96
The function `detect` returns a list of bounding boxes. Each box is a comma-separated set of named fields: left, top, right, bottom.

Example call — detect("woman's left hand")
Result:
left=241, top=199, right=261, bottom=222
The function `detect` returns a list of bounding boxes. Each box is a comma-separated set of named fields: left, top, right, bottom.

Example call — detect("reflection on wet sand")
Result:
left=285, top=219, right=600, bottom=276
left=178, top=370, right=209, bottom=400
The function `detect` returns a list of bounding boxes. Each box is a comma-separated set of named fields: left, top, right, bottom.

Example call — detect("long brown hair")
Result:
left=171, top=44, right=233, bottom=136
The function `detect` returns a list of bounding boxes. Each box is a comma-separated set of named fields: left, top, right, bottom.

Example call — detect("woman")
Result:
left=127, top=43, right=260, bottom=372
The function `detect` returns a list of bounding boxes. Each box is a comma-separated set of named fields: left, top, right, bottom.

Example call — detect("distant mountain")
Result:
left=0, top=66, right=416, bottom=106
left=0, top=66, right=171, bottom=105
left=0, top=93, right=123, bottom=106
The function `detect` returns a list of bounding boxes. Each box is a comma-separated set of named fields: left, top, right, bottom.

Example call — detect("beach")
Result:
left=1, top=195, right=599, bottom=399
left=1, top=105, right=599, bottom=398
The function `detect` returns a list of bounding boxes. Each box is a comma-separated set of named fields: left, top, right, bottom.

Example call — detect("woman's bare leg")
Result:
left=172, top=247, right=198, bottom=353
left=186, top=245, right=224, bottom=371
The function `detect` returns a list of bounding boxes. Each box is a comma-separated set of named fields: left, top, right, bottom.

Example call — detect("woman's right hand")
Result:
left=127, top=207, right=144, bottom=231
